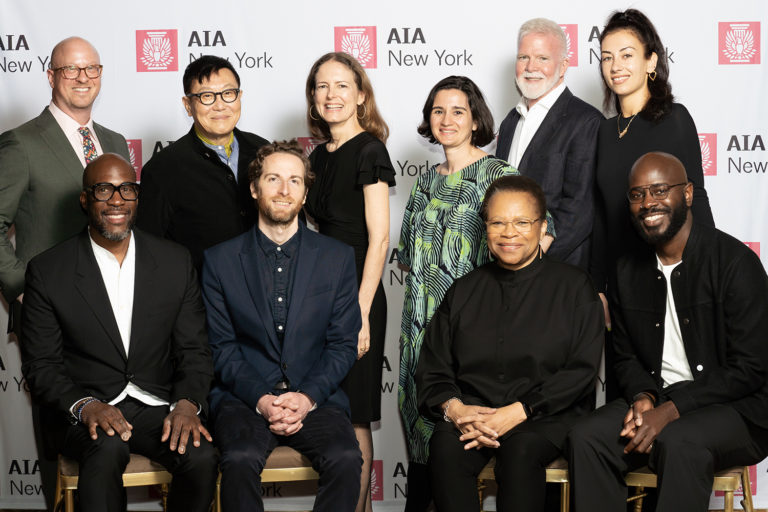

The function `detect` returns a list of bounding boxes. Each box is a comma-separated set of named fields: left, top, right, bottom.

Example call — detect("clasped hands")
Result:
left=79, top=398, right=211, bottom=454
left=620, top=396, right=680, bottom=454
left=257, top=392, right=314, bottom=436
left=444, top=400, right=527, bottom=450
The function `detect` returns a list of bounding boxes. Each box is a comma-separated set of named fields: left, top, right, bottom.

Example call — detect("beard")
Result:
left=257, top=194, right=302, bottom=226
left=631, top=200, right=689, bottom=245
left=515, top=71, right=561, bottom=101
left=90, top=208, right=136, bottom=242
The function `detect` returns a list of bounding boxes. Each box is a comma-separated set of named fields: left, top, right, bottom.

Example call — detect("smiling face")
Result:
left=600, top=29, right=658, bottom=109
left=312, top=59, right=365, bottom=131
left=515, top=31, right=568, bottom=106
left=429, top=88, right=477, bottom=150
left=47, top=37, right=101, bottom=121
left=80, top=154, right=138, bottom=245
left=628, top=153, right=692, bottom=246
left=250, top=152, right=307, bottom=227
left=182, top=68, right=241, bottom=145
left=486, top=190, right=547, bottom=271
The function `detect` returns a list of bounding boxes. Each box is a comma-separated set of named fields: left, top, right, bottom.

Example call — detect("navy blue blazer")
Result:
left=496, top=87, right=603, bottom=269
left=202, top=222, right=361, bottom=416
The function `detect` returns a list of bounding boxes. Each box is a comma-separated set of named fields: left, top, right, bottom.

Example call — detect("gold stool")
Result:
left=477, top=456, right=570, bottom=512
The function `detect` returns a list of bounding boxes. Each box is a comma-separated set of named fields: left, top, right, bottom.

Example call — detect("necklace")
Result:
left=617, top=112, right=639, bottom=139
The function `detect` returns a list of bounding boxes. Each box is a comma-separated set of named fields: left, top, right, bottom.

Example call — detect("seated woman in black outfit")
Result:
left=416, top=175, right=604, bottom=512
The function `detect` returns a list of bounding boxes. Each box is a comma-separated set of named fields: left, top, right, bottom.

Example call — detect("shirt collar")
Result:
left=256, top=226, right=301, bottom=258
left=88, top=228, right=135, bottom=266
left=515, top=82, right=567, bottom=118
left=49, top=100, right=94, bottom=132
left=195, top=127, right=236, bottom=158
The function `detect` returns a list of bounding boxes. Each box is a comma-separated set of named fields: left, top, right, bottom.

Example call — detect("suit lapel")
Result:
left=36, top=108, right=84, bottom=187
left=240, top=229, right=281, bottom=351
left=284, top=226, right=319, bottom=344
left=74, top=231, right=127, bottom=361
left=519, top=88, right=573, bottom=170
left=128, top=231, right=156, bottom=361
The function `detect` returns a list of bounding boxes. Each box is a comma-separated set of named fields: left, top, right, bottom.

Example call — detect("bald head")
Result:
left=629, top=152, right=687, bottom=187
left=83, top=153, right=135, bottom=188
left=50, top=37, right=99, bottom=68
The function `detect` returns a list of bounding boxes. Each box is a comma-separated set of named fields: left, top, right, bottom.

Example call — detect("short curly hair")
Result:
left=247, top=139, right=315, bottom=189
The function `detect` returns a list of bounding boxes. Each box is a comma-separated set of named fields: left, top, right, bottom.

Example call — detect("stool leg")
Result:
left=723, top=490, right=733, bottom=512
left=742, top=467, right=755, bottom=512
left=561, top=481, right=570, bottom=512
left=477, top=479, right=486, bottom=512
left=161, top=483, right=169, bottom=512
left=64, top=489, right=75, bottom=512
left=633, top=486, right=644, bottom=512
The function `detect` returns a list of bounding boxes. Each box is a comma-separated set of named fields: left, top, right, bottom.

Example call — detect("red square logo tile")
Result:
left=126, top=139, right=143, bottom=180
left=297, top=137, right=326, bottom=158
left=371, top=459, right=383, bottom=501
left=744, top=242, right=760, bottom=258
left=559, top=24, right=578, bottom=66
left=335, top=26, right=377, bottom=68
left=698, top=133, right=717, bottom=176
left=136, top=30, right=179, bottom=72
left=719, top=22, right=760, bottom=64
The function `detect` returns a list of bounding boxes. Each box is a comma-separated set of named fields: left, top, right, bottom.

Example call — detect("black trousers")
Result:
left=429, top=420, right=560, bottom=512
left=60, top=397, right=218, bottom=512
left=214, top=398, right=362, bottom=512
left=568, top=398, right=768, bottom=512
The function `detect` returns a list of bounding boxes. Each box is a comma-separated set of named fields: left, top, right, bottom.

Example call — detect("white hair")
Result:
left=518, top=18, right=568, bottom=59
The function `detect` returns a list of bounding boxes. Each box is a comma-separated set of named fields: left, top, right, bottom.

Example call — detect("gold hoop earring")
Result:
left=309, top=105, right=320, bottom=121
left=357, top=103, right=367, bottom=120
left=648, top=70, right=657, bottom=82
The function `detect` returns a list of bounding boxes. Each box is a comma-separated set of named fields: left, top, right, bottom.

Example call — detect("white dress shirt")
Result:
left=657, top=256, right=694, bottom=387
left=507, top=82, right=566, bottom=168
left=48, top=101, right=104, bottom=168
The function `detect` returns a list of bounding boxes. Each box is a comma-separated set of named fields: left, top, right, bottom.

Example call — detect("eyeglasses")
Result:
left=52, top=65, right=103, bottom=79
left=627, top=182, right=687, bottom=203
left=85, top=182, right=140, bottom=202
left=486, top=218, right=542, bottom=234
left=186, top=88, right=241, bottom=106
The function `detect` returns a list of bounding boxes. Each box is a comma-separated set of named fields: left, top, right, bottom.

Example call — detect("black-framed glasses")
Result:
left=85, top=182, right=140, bottom=202
left=486, top=218, right=543, bottom=234
left=186, top=88, right=241, bottom=105
left=627, top=182, right=687, bottom=203
left=52, top=65, right=103, bottom=79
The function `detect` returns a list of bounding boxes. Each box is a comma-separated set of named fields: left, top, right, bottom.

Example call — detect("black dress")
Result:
left=306, top=131, right=396, bottom=423
left=590, top=103, right=715, bottom=291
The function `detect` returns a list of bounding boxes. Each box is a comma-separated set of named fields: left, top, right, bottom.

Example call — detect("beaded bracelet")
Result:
left=76, top=397, right=101, bottom=424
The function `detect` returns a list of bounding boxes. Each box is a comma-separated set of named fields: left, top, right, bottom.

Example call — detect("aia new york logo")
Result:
left=136, top=30, right=178, bottom=72
left=297, top=137, right=325, bottom=158
left=719, top=22, right=760, bottom=64
left=335, top=27, right=376, bottom=68
left=698, top=134, right=717, bottom=176
left=371, top=460, right=383, bottom=501
left=744, top=242, right=761, bottom=258
left=559, top=24, right=578, bottom=66
left=126, top=140, right=143, bottom=180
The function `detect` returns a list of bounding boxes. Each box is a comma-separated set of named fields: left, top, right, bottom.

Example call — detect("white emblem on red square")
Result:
left=719, top=22, right=760, bottom=64
left=698, top=134, right=717, bottom=176
left=371, top=460, right=383, bottom=501
left=126, top=139, right=143, bottom=181
left=744, top=242, right=760, bottom=258
left=559, top=24, right=578, bottom=66
left=297, top=137, right=326, bottom=158
left=335, top=27, right=377, bottom=68
left=136, top=30, right=178, bottom=72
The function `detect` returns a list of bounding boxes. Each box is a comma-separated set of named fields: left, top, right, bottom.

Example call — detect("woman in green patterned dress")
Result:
left=397, top=75, right=555, bottom=510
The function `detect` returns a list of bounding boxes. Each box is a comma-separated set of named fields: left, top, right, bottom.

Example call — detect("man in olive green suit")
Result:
left=0, top=36, right=129, bottom=315
left=0, top=36, right=129, bottom=510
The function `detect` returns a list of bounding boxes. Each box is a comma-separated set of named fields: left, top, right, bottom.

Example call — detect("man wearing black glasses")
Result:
left=568, top=152, right=768, bottom=511
left=21, top=153, right=218, bottom=512
left=138, top=55, right=268, bottom=273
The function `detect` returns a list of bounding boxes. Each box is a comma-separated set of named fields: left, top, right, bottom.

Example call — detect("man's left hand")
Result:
left=623, top=401, right=680, bottom=454
left=161, top=399, right=212, bottom=454
left=269, top=392, right=314, bottom=436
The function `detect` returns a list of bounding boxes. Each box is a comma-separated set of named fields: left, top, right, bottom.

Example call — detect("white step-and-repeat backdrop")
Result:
left=1, top=0, right=766, bottom=509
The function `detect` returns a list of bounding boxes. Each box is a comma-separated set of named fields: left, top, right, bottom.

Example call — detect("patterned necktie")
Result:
left=77, top=126, right=98, bottom=164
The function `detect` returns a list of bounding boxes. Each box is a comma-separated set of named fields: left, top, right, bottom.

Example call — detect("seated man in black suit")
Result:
left=138, top=55, right=269, bottom=273
left=496, top=18, right=602, bottom=270
left=202, top=140, right=362, bottom=512
left=21, top=153, right=218, bottom=512
left=568, top=152, right=768, bottom=511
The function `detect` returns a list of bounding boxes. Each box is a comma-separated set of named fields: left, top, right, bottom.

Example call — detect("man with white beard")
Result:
left=496, top=18, right=602, bottom=270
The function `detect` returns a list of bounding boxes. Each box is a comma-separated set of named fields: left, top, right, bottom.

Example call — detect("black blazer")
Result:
left=20, top=229, right=213, bottom=422
left=496, top=87, right=602, bottom=269
left=136, top=127, right=268, bottom=273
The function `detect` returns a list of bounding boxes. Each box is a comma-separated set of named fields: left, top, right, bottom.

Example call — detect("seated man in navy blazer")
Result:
left=21, top=154, right=218, bottom=512
left=496, top=18, right=602, bottom=270
left=202, top=140, right=362, bottom=512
